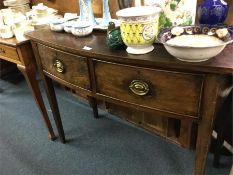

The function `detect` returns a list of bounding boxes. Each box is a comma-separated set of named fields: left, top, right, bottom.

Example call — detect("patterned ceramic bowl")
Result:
left=157, top=25, right=233, bottom=62
left=116, top=6, right=161, bottom=54
left=71, top=21, right=93, bottom=37
left=49, top=18, right=66, bottom=32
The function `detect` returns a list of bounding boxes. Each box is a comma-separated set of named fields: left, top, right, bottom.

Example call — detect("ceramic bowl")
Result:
left=12, top=17, right=29, bottom=29
left=157, top=25, right=233, bottom=62
left=116, top=6, right=161, bottom=54
left=71, top=21, right=93, bottom=37
left=49, top=18, right=66, bottom=32
left=64, top=21, right=75, bottom=33
left=0, top=25, right=14, bottom=38
left=32, top=3, right=48, bottom=14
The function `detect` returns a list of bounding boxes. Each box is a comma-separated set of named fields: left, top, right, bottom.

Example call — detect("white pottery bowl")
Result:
left=116, top=6, right=161, bottom=54
left=32, top=3, right=48, bottom=14
left=64, top=21, right=75, bottom=33
left=0, top=25, right=14, bottom=38
left=71, top=21, right=93, bottom=37
left=157, top=25, right=233, bottom=62
left=49, top=18, right=66, bottom=32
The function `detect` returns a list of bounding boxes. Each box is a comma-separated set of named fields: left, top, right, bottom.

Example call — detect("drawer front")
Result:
left=94, top=61, right=204, bottom=117
left=37, top=44, right=90, bottom=90
left=0, top=44, right=20, bottom=62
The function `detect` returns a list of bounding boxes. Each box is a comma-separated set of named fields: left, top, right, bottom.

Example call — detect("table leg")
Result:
left=194, top=75, right=221, bottom=175
left=194, top=117, right=215, bottom=175
left=88, top=97, right=99, bottom=118
left=42, top=75, right=66, bottom=143
left=17, top=64, right=56, bottom=140
left=30, top=41, right=65, bottom=143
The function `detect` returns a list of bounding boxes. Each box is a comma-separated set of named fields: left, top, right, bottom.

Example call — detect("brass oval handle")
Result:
left=53, top=59, right=65, bottom=73
left=129, top=80, right=149, bottom=96
left=0, top=48, right=5, bottom=54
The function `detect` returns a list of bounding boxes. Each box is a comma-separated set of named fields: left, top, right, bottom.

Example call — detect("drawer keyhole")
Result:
left=129, top=80, right=149, bottom=96
left=53, top=59, right=65, bottom=73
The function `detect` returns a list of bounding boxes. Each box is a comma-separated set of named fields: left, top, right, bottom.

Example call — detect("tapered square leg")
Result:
left=17, top=64, right=56, bottom=140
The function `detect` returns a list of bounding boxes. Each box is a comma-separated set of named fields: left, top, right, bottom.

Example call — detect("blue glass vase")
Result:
left=198, top=0, right=229, bottom=25
left=79, top=0, right=96, bottom=25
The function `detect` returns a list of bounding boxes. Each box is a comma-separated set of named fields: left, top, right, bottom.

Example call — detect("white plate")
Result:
left=26, top=8, right=58, bottom=19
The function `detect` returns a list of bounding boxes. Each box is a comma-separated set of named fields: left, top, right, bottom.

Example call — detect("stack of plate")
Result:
left=3, top=0, right=30, bottom=14
left=27, top=3, right=59, bottom=29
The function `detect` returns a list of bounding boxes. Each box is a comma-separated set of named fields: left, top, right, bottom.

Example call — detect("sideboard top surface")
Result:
left=26, top=28, right=233, bottom=74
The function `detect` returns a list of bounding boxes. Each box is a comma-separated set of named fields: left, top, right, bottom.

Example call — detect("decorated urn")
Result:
left=116, top=6, right=161, bottom=54
left=198, top=0, right=229, bottom=25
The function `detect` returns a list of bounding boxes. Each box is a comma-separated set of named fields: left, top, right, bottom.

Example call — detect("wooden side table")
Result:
left=27, top=29, right=233, bottom=175
left=0, top=37, right=55, bottom=140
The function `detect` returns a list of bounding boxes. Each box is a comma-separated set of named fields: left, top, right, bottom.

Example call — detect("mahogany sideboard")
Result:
left=0, top=37, right=55, bottom=140
left=26, top=28, right=233, bottom=175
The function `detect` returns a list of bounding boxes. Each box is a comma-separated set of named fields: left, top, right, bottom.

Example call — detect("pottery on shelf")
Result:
left=116, top=6, right=161, bottom=54
left=79, top=0, right=96, bottom=25
left=106, top=21, right=126, bottom=49
left=198, top=0, right=229, bottom=25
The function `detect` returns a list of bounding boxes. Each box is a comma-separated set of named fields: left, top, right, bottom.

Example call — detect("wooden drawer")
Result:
left=94, top=61, right=204, bottom=117
left=37, top=44, right=90, bottom=90
left=0, top=43, right=20, bottom=62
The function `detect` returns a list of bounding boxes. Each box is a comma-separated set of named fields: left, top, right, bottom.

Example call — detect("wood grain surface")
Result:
left=94, top=60, right=203, bottom=117
left=37, top=44, right=91, bottom=90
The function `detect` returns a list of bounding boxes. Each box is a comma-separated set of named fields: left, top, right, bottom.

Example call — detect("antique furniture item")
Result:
left=158, top=25, right=233, bottom=62
left=0, top=37, right=56, bottom=141
left=26, top=28, right=233, bottom=175
left=116, top=6, right=161, bottom=54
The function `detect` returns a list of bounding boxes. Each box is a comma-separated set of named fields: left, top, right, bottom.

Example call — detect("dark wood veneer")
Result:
left=94, top=60, right=204, bottom=117
left=37, top=44, right=90, bottom=90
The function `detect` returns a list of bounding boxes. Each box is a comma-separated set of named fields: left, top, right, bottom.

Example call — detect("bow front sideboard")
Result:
left=26, top=28, right=233, bottom=175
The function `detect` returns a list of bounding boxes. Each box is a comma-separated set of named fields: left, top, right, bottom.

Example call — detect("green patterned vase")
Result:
left=106, top=22, right=126, bottom=50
